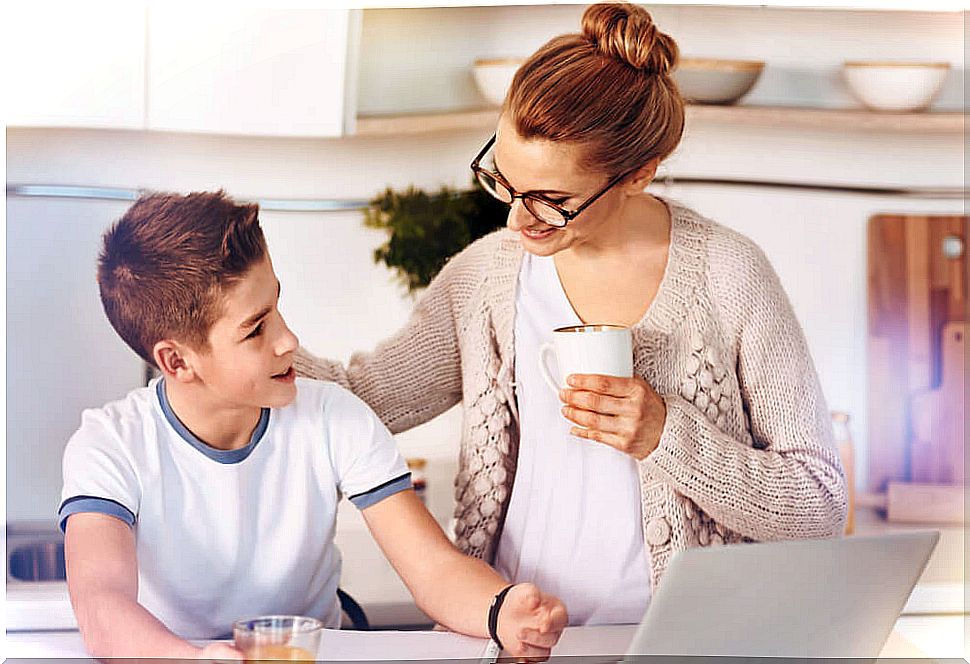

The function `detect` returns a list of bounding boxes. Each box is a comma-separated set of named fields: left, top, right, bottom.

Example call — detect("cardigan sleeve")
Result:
left=293, top=250, right=470, bottom=435
left=641, top=238, right=847, bottom=541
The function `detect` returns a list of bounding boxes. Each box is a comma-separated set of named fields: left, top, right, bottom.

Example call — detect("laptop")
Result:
left=624, top=531, right=939, bottom=658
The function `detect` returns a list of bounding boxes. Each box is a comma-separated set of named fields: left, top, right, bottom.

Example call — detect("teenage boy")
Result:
left=60, top=191, right=567, bottom=660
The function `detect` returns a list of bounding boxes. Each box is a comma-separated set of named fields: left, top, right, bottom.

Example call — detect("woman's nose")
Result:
left=505, top=200, right=531, bottom=231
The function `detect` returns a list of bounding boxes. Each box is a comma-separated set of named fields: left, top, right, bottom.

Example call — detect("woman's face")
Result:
left=492, top=114, right=628, bottom=256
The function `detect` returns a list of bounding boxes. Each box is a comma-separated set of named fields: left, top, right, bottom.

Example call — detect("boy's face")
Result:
left=187, top=255, right=299, bottom=409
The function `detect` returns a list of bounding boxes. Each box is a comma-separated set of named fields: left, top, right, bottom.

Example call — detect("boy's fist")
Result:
left=496, top=583, right=568, bottom=660
left=197, top=642, right=244, bottom=660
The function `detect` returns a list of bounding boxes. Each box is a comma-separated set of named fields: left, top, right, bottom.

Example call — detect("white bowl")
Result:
left=843, top=61, right=950, bottom=113
left=673, top=58, right=764, bottom=105
left=472, top=58, right=523, bottom=107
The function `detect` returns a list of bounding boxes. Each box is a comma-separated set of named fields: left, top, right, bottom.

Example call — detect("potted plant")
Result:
left=363, top=179, right=507, bottom=293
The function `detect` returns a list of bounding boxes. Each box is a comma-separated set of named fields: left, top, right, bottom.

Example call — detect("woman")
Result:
left=296, top=2, right=846, bottom=625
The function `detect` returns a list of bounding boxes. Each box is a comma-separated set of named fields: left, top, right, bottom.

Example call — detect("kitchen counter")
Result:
left=5, top=617, right=967, bottom=659
left=7, top=466, right=965, bottom=632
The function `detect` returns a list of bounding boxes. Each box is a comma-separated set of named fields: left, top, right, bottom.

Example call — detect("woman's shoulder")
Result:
left=432, top=228, right=521, bottom=287
left=665, top=198, right=775, bottom=287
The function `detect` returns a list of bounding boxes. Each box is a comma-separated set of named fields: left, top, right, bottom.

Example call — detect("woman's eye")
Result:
left=246, top=322, right=264, bottom=340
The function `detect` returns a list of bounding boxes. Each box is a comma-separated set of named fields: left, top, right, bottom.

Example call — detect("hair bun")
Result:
left=581, top=2, right=678, bottom=76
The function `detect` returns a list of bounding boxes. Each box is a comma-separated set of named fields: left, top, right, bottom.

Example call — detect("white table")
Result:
left=5, top=616, right=967, bottom=660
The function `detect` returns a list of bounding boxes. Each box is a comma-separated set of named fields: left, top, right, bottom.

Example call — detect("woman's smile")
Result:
left=521, top=226, right=558, bottom=241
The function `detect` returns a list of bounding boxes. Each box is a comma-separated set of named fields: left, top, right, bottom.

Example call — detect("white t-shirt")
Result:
left=59, top=377, right=410, bottom=639
left=495, top=252, right=652, bottom=625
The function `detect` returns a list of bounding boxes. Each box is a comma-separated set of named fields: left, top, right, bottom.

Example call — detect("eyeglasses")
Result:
left=470, top=134, right=634, bottom=228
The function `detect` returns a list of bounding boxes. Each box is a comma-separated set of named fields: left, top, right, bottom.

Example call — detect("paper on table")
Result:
left=317, top=629, right=491, bottom=661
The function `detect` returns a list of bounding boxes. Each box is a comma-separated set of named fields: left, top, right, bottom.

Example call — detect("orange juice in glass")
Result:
left=233, top=615, right=323, bottom=662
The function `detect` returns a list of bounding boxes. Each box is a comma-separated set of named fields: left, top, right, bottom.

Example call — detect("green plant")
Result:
left=363, top=179, right=508, bottom=293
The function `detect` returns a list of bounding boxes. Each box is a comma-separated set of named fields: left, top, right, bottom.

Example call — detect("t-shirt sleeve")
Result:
left=58, top=409, right=140, bottom=533
left=324, top=386, right=411, bottom=510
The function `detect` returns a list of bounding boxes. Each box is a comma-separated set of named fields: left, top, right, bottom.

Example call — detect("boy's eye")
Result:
left=245, top=322, right=264, bottom=340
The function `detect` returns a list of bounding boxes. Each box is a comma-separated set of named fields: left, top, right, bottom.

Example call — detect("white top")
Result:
left=59, top=377, right=410, bottom=639
left=496, top=253, right=651, bottom=625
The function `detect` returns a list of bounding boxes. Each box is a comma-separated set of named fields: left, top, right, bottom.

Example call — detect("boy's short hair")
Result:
left=98, top=190, right=268, bottom=366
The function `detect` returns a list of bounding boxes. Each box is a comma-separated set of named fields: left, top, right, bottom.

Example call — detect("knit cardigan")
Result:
left=294, top=198, right=848, bottom=591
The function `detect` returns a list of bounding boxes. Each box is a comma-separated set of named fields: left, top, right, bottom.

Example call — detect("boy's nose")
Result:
left=277, top=323, right=299, bottom=356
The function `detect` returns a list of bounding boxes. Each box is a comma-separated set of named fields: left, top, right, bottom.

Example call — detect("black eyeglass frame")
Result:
left=470, top=133, right=636, bottom=228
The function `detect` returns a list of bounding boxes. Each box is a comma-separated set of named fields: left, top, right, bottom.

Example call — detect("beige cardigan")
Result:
left=294, top=199, right=847, bottom=591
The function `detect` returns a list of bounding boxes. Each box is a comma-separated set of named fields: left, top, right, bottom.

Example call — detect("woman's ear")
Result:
left=153, top=340, right=197, bottom=383
left=623, top=158, right=660, bottom=195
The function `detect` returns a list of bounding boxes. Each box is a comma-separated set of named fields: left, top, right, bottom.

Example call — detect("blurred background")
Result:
left=5, top=0, right=965, bottom=643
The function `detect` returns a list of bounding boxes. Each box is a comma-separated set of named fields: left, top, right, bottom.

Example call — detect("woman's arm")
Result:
left=644, top=242, right=847, bottom=540
left=293, top=248, right=474, bottom=434
left=65, top=513, right=241, bottom=659
left=562, top=241, right=846, bottom=541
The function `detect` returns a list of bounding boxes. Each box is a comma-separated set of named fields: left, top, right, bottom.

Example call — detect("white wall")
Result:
left=5, top=3, right=965, bottom=523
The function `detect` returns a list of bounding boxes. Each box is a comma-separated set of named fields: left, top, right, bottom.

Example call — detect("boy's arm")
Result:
left=65, top=513, right=240, bottom=660
left=362, top=490, right=568, bottom=659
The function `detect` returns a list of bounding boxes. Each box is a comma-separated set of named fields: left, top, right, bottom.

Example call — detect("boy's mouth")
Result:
left=272, top=367, right=295, bottom=382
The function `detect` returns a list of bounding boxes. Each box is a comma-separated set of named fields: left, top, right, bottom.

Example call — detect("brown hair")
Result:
left=97, top=190, right=268, bottom=366
left=505, top=2, right=684, bottom=177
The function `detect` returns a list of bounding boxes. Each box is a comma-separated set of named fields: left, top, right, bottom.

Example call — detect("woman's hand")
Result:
left=496, top=583, right=568, bottom=661
left=559, top=374, right=667, bottom=460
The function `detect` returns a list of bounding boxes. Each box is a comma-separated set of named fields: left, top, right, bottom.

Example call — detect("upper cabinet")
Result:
left=6, top=4, right=358, bottom=137
left=5, top=1, right=147, bottom=129
left=147, top=7, right=358, bottom=137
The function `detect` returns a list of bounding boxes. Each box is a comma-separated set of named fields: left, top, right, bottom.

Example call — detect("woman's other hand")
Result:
left=497, top=583, right=568, bottom=660
left=559, top=374, right=667, bottom=460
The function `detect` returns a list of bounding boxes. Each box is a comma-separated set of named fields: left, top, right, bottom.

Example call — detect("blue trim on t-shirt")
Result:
left=348, top=472, right=413, bottom=510
left=58, top=495, right=136, bottom=533
left=155, top=379, right=270, bottom=464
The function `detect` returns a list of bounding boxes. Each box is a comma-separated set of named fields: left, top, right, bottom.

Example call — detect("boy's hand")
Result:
left=496, top=583, right=568, bottom=660
left=197, top=642, right=244, bottom=660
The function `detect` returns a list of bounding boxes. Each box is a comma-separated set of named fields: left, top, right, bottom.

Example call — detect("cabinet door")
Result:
left=5, top=1, right=146, bottom=129
left=7, top=197, right=144, bottom=524
left=147, top=7, right=355, bottom=137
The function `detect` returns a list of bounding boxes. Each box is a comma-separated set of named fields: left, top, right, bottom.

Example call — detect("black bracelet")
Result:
left=487, top=584, right=516, bottom=652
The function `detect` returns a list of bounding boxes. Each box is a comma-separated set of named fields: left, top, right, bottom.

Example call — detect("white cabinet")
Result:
left=5, top=1, right=146, bottom=129
left=147, top=7, right=358, bottom=136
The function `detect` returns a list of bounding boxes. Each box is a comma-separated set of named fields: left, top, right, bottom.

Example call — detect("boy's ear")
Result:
left=623, top=158, right=660, bottom=195
left=153, top=340, right=197, bottom=382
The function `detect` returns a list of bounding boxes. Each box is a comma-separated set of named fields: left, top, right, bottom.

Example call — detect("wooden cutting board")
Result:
left=867, top=214, right=968, bottom=492
left=910, top=322, right=965, bottom=484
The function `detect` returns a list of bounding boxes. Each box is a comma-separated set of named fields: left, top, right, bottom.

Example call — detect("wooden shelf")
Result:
left=355, top=104, right=965, bottom=137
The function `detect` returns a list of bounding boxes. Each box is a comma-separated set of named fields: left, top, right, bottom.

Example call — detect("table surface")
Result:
left=5, top=616, right=968, bottom=660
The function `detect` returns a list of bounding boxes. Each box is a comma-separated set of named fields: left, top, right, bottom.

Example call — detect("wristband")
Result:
left=487, top=584, right=516, bottom=652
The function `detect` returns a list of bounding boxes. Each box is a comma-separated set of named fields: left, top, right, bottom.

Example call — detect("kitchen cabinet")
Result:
left=5, top=1, right=147, bottom=129
left=147, top=7, right=358, bottom=137
left=6, top=197, right=145, bottom=524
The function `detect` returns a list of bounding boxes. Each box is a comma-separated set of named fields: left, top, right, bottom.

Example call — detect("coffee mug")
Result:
left=538, top=324, right=633, bottom=394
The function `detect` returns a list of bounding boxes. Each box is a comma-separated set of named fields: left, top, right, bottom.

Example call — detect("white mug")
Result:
left=538, top=324, right=633, bottom=394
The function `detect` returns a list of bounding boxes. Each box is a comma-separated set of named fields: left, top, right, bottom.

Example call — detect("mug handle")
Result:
left=538, top=343, right=561, bottom=395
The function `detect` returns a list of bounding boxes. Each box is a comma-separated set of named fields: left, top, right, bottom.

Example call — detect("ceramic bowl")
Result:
left=843, top=61, right=950, bottom=112
left=472, top=58, right=523, bottom=107
left=673, top=58, right=764, bottom=105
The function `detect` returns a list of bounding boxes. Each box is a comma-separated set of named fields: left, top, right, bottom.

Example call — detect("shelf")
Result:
left=355, top=105, right=965, bottom=137
left=354, top=1, right=962, bottom=11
